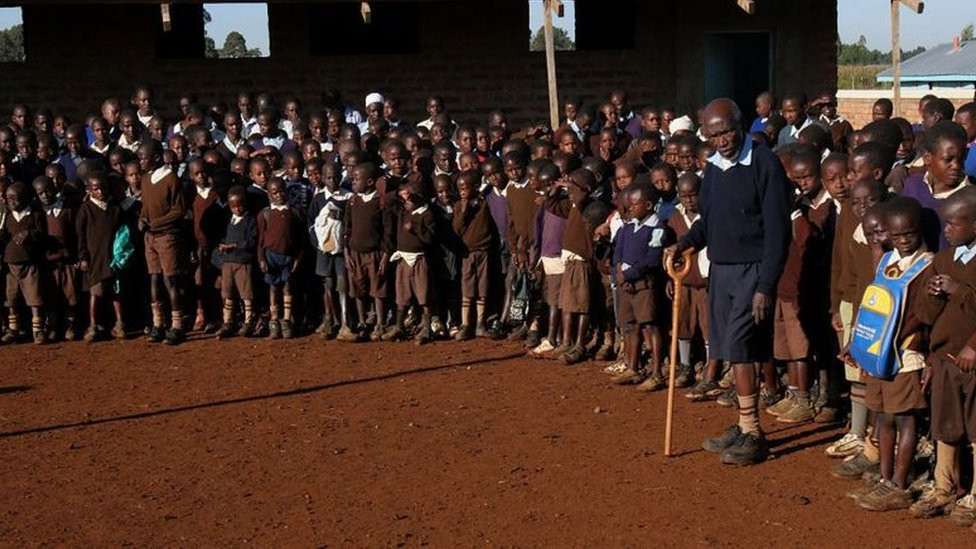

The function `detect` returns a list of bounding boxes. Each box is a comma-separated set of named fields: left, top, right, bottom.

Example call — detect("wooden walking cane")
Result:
left=664, top=249, right=693, bottom=457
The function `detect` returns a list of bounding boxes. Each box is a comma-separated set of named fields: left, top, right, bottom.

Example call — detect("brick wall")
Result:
left=837, top=90, right=976, bottom=129
left=0, top=0, right=836, bottom=129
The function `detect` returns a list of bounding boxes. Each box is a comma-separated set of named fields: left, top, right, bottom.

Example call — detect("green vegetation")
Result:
left=0, top=24, right=24, bottom=62
left=529, top=26, right=574, bottom=52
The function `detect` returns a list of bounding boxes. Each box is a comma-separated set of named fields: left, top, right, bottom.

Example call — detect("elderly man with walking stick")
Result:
left=666, top=98, right=792, bottom=465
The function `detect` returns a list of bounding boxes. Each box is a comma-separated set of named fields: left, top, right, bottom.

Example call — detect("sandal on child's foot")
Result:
left=561, top=345, right=586, bottom=365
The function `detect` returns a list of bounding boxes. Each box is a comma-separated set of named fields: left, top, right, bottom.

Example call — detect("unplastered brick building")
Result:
left=0, top=0, right=837, bottom=126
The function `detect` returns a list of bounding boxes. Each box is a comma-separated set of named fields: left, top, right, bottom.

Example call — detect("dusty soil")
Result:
left=0, top=336, right=969, bottom=546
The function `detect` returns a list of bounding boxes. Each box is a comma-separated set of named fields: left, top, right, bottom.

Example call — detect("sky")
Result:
left=0, top=0, right=972, bottom=53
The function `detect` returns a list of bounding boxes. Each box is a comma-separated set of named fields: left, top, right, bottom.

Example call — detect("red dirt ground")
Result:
left=0, top=336, right=970, bottom=546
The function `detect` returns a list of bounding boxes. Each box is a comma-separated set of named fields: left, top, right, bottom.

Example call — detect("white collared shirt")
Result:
left=410, top=204, right=429, bottom=216
left=509, top=177, right=530, bottom=190
left=196, top=186, right=212, bottom=200
left=954, top=242, right=976, bottom=265
left=923, top=172, right=969, bottom=200
left=789, top=117, right=814, bottom=138
left=707, top=135, right=753, bottom=172
left=150, top=166, right=172, bottom=185
left=270, top=203, right=288, bottom=211
left=231, top=213, right=245, bottom=225
left=357, top=190, right=377, bottom=203
left=11, top=209, right=30, bottom=222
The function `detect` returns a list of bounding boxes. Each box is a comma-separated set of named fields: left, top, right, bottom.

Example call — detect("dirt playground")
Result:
left=0, top=337, right=970, bottom=546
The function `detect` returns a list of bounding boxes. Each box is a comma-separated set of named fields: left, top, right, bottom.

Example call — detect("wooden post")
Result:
left=891, top=0, right=901, bottom=113
left=543, top=0, right=560, bottom=130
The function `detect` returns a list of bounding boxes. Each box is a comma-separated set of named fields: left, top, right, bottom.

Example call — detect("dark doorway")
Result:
left=703, top=31, right=772, bottom=123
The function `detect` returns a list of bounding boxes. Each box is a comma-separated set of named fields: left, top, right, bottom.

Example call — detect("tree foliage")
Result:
left=219, top=31, right=261, bottom=58
left=529, top=26, right=575, bottom=52
left=962, top=23, right=974, bottom=42
left=0, top=24, right=24, bottom=63
left=836, top=35, right=925, bottom=65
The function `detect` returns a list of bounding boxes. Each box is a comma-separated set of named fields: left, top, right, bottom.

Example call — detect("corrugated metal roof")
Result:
left=877, top=40, right=976, bottom=81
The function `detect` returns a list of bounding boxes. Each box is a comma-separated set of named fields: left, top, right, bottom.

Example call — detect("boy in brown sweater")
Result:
left=452, top=170, right=496, bottom=340
left=911, top=186, right=976, bottom=522
left=189, top=158, right=224, bottom=334
left=1, top=182, right=46, bottom=344
left=137, top=141, right=187, bottom=345
left=34, top=175, right=79, bottom=342
left=545, top=168, right=598, bottom=365
left=343, top=162, right=394, bottom=341
left=385, top=191, right=436, bottom=344
left=504, top=152, right=537, bottom=340
left=258, top=178, right=305, bottom=339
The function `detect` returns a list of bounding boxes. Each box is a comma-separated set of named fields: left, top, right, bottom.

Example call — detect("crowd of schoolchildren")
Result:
left=3, top=84, right=976, bottom=522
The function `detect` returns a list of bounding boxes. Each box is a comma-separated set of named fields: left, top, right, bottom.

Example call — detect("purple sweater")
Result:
left=535, top=208, right=567, bottom=259
left=901, top=172, right=962, bottom=252
left=485, top=190, right=510, bottom=245
left=613, top=213, right=667, bottom=281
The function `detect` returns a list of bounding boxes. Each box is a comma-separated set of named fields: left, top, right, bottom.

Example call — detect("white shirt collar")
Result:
left=707, top=135, right=753, bottom=172
left=410, top=204, right=429, bottom=216
left=789, top=117, right=814, bottom=138
left=811, top=189, right=831, bottom=209
left=630, top=212, right=659, bottom=229
left=196, top=186, right=211, bottom=200
left=231, top=213, right=245, bottom=225
left=923, top=171, right=969, bottom=200
left=675, top=203, right=700, bottom=227
left=954, top=241, right=976, bottom=264
left=89, top=197, right=108, bottom=210
left=492, top=185, right=508, bottom=198
left=358, top=190, right=377, bottom=203
left=150, top=166, right=172, bottom=185
left=510, top=177, right=530, bottom=189
left=11, top=209, right=30, bottom=222
left=270, top=203, right=288, bottom=211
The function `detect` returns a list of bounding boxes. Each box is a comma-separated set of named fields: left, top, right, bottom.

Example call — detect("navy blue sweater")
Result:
left=217, top=214, right=257, bottom=265
left=613, top=213, right=669, bottom=282
left=680, top=143, right=791, bottom=295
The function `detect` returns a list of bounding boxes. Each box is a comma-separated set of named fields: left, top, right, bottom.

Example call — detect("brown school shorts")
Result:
left=676, top=285, right=708, bottom=340
left=559, top=260, right=594, bottom=314
left=221, top=261, right=254, bottom=301
left=346, top=249, right=388, bottom=299
left=930, top=358, right=976, bottom=443
left=461, top=250, right=490, bottom=299
left=89, top=279, right=114, bottom=299
left=773, top=300, right=810, bottom=361
left=6, top=263, right=43, bottom=307
left=617, top=277, right=656, bottom=326
left=395, top=256, right=431, bottom=307
left=144, top=232, right=184, bottom=277
left=47, top=262, right=79, bottom=307
left=865, top=369, right=927, bottom=415
left=544, top=273, right=563, bottom=306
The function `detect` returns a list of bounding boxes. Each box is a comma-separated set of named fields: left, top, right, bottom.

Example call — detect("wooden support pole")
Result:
left=891, top=0, right=901, bottom=113
left=160, top=2, right=171, bottom=32
left=543, top=0, right=560, bottom=130
left=736, top=0, right=756, bottom=15
left=899, top=0, right=924, bottom=14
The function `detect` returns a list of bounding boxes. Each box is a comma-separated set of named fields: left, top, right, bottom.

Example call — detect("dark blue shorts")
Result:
left=264, top=251, right=294, bottom=287
left=708, top=263, right=773, bottom=363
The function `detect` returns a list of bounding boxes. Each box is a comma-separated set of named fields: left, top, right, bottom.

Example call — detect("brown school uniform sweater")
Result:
left=667, top=212, right=706, bottom=289
left=507, top=183, right=538, bottom=253
left=396, top=207, right=435, bottom=253
left=545, top=195, right=594, bottom=261
left=777, top=209, right=823, bottom=305
left=76, top=200, right=121, bottom=285
left=344, top=193, right=393, bottom=253
left=44, top=207, right=78, bottom=264
left=847, top=235, right=875, bottom=308
left=192, top=191, right=223, bottom=251
left=141, top=168, right=186, bottom=234
left=830, top=202, right=858, bottom=314
left=916, top=249, right=976, bottom=365
left=452, top=197, right=494, bottom=253
left=3, top=209, right=45, bottom=264
left=257, top=206, right=304, bottom=256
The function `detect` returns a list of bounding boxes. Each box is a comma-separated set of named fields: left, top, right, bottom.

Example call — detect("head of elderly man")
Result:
left=701, top=98, right=744, bottom=160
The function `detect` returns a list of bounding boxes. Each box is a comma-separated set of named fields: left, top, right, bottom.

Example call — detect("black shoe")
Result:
left=721, top=432, right=769, bottom=465
left=703, top=424, right=742, bottom=453
left=147, top=326, right=165, bottom=343
left=164, top=328, right=185, bottom=345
